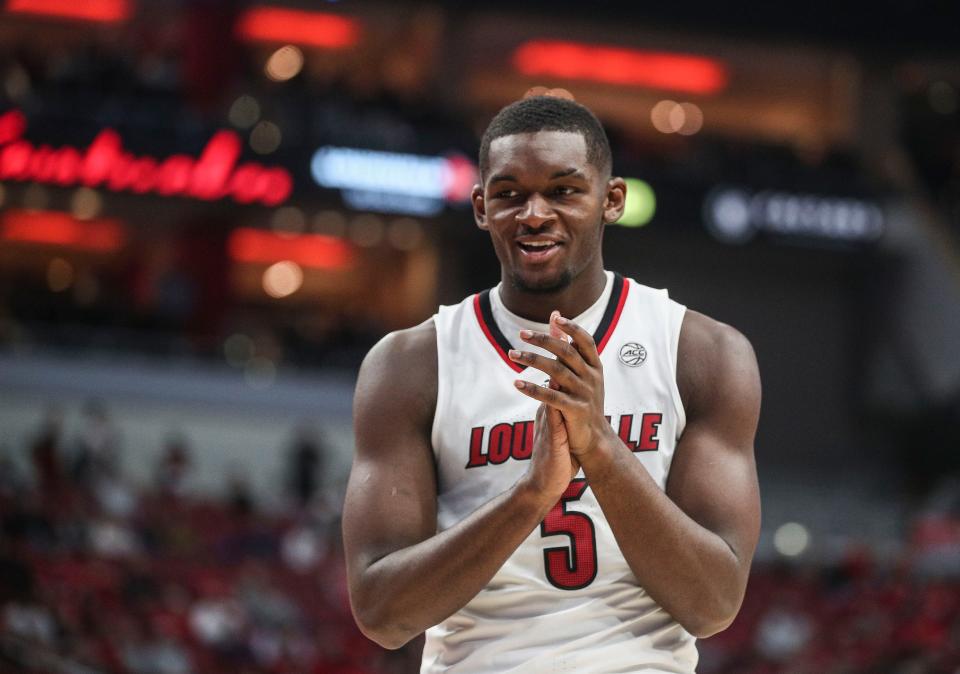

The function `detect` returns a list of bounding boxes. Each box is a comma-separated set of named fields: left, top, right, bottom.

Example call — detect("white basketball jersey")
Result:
left=424, top=272, right=695, bottom=674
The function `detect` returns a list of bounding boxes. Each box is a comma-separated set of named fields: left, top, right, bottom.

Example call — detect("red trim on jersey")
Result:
left=473, top=293, right=524, bottom=372
left=595, top=277, right=629, bottom=354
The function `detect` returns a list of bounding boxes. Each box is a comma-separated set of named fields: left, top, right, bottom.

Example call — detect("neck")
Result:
left=498, top=263, right=608, bottom=323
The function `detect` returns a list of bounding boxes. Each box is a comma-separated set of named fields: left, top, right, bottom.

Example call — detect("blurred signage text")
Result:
left=311, top=146, right=477, bottom=217
left=0, top=110, right=293, bottom=207
left=703, top=186, right=884, bottom=245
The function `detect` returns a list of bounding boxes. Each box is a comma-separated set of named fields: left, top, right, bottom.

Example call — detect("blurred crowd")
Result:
left=703, top=556, right=960, bottom=674
left=3, top=404, right=960, bottom=674
left=0, top=402, right=421, bottom=674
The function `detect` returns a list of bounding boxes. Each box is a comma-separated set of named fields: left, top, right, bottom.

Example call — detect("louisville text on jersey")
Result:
left=466, top=413, right=663, bottom=468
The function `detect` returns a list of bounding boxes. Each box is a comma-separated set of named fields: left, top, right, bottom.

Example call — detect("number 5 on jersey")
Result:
left=540, top=478, right=598, bottom=590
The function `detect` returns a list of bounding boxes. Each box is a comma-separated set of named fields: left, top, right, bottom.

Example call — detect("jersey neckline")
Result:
left=472, top=273, right=630, bottom=373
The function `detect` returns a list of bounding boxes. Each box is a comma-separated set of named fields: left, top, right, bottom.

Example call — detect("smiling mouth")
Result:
left=517, top=241, right=561, bottom=254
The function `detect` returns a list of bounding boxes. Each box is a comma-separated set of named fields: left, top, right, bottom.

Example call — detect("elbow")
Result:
left=357, top=625, right=411, bottom=651
left=677, top=591, right=743, bottom=639
left=682, top=613, right=736, bottom=639
left=351, top=597, right=417, bottom=650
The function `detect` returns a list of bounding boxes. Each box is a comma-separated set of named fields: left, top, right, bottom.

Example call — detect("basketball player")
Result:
left=342, top=94, right=761, bottom=673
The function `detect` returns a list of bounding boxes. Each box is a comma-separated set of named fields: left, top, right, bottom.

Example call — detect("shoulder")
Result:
left=676, top=310, right=760, bottom=421
left=363, top=318, right=437, bottom=369
left=354, top=318, right=438, bottom=427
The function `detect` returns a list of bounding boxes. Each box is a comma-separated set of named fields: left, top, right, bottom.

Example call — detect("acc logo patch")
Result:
left=619, top=342, right=647, bottom=367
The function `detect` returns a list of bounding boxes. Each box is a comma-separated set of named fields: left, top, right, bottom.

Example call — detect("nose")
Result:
left=516, top=193, right=554, bottom=229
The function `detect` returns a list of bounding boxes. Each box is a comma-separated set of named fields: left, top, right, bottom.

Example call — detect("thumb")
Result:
left=546, top=405, right=567, bottom=443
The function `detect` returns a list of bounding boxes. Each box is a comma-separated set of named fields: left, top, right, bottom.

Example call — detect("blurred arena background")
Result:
left=1, top=0, right=959, bottom=672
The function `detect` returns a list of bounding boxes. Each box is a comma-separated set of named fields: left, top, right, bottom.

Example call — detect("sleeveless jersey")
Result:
left=424, top=272, right=695, bottom=674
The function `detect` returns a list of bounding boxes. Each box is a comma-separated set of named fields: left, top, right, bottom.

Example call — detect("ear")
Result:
left=472, top=184, right=488, bottom=230
left=602, top=177, right=627, bottom=225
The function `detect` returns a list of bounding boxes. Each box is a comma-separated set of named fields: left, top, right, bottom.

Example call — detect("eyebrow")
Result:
left=550, top=167, right=586, bottom=180
left=487, top=168, right=587, bottom=184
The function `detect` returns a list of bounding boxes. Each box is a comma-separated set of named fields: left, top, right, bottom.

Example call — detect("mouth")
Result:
left=516, top=239, right=563, bottom=262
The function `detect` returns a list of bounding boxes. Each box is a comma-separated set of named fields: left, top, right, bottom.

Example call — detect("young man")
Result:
left=342, top=95, right=761, bottom=673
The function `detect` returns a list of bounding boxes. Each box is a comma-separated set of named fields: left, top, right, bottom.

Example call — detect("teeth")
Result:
left=522, top=241, right=555, bottom=248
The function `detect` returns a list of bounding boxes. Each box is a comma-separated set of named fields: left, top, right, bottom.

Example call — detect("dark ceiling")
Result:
left=463, top=0, right=960, bottom=55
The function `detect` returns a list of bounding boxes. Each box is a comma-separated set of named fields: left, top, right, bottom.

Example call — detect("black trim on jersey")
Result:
left=477, top=273, right=627, bottom=371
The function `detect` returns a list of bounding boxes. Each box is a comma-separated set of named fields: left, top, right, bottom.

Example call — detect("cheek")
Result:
left=485, top=226, right=514, bottom=254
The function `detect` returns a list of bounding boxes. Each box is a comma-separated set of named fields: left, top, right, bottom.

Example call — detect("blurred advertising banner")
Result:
left=0, top=109, right=293, bottom=207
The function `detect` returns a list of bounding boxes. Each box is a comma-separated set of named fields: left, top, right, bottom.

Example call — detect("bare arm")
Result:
left=510, top=310, right=761, bottom=637
left=342, top=320, right=577, bottom=649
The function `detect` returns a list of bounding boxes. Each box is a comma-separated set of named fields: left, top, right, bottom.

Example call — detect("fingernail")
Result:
left=508, top=349, right=520, bottom=359
left=555, top=316, right=568, bottom=325
left=514, top=380, right=525, bottom=389
left=519, top=329, right=533, bottom=339
left=550, top=310, right=560, bottom=321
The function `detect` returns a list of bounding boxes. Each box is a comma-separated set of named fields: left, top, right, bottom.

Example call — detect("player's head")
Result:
left=473, top=94, right=625, bottom=294
left=478, top=95, right=612, bottom=179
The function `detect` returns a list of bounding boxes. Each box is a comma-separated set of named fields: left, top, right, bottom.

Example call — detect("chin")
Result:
left=510, top=269, right=573, bottom=294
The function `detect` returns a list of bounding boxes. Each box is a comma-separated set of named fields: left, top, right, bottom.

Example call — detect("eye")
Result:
left=552, top=185, right=576, bottom=196
left=493, top=189, right=519, bottom=199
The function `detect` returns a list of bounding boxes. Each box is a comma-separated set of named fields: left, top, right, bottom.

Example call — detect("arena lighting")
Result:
left=1, top=210, right=124, bottom=252
left=236, top=6, right=359, bottom=49
left=5, top=0, right=130, bottom=23
left=616, top=178, right=656, bottom=227
left=0, top=110, right=293, bottom=207
left=703, top=187, right=884, bottom=245
left=513, top=41, right=728, bottom=95
left=228, top=227, right=355, bottom=270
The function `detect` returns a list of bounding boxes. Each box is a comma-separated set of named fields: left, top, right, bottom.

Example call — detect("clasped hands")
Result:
left=509, top=311, right=614, bottom=462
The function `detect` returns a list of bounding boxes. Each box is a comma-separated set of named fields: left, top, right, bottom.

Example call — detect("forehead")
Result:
left=485, top=131, right=591, bottom=181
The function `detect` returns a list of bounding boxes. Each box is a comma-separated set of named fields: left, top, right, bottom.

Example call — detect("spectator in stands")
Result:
left=156, top=433, right=192, bottom=499
left=71, top=398, right=121, bottom=488
left=30, top=406, right=64, bottom=499
left=286, top=426, right=325, bottom=508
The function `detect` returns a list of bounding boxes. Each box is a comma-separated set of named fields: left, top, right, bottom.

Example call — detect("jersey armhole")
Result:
left=666, top=300, right=688, bottom=436
left=430, top=311, right=448, bottom=458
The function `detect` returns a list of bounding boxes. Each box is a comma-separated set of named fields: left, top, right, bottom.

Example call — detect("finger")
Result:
left=554, top=315, right=602, bottom=368
left=508, top=349, right=578, bottom=389
left=519, top=330, right=589, bottom=377
left=549, top=310, right=566, bottom=340
left=513, top=379, right=574, bottom=410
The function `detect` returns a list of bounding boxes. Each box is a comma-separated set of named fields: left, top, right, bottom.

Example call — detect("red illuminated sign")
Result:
left=0, top=110, right=293, bottom=207
left=1, top=210, right=124, bottom=252
left=513, top=41, right=728, bottom=95
left=5, top=0, right=130, bottom=23
left=235, top=7, right=359, bottom=49
left=228, top=228, right=354, bottom=270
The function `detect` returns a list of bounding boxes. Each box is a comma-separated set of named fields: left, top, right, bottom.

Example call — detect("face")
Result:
left=472, top=131, right=625, bottom=293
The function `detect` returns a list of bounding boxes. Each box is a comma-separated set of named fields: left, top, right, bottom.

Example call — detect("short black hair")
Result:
left=479, top=96, right=612, bottom=178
